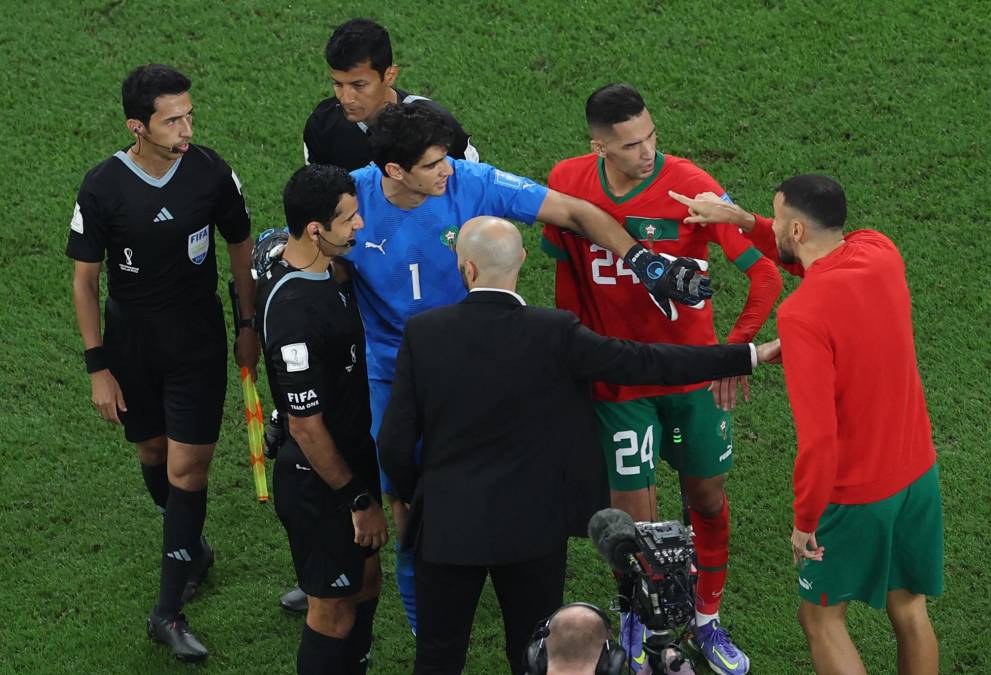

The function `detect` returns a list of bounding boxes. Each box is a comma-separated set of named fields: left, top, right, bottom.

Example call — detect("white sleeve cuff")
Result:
left=749, top=343, right=758, bottom=370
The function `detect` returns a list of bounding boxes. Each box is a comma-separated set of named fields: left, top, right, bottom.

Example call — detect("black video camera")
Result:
left=620, top=520, right=696, bottom=633
left=588, top=509, right=698, bottom=671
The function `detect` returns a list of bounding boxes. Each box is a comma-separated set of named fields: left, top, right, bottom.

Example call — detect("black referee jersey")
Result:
left=302, top=87, right=478, bottom=170
left=66, top=144, right=251, bottom=312
left=256, top=260, right=378, bottom=486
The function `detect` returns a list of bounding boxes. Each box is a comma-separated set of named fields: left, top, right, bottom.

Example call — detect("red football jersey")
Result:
left=543, top=153, right=764, bottom=401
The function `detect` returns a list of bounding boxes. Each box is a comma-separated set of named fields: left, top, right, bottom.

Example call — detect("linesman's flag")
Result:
left=241, top=367, right=269, bottom=502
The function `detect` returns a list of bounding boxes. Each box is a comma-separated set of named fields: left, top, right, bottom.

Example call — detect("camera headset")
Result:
left=525, top=602, right=627, bottom=675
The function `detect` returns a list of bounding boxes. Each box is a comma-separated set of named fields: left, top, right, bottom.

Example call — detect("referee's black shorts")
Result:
left=104, top=295, right=228, bottom=446
left=273, top=439, right=378, bottom=599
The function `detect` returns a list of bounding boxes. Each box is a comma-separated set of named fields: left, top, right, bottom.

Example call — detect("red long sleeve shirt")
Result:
left=753, top=223, right=936, bottom=531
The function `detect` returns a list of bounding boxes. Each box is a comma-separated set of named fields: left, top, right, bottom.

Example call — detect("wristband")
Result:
left=334, top=477, right=367, bottom=504
left=238, top=316, right=256, bottom=331
left=84, top=346, right=109, bottom=374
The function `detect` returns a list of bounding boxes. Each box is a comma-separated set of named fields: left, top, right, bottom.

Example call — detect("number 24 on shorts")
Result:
left=615, top=426, right=654, bottom=475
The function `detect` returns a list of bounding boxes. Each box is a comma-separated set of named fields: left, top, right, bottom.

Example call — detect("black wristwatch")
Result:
left=349, top=493, right=371, bottom=513
left=238, top=316, right=256, bottom=331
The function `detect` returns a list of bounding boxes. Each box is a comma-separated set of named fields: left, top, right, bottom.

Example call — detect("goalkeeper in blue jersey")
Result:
left=346, top=102, right=711, bottom=632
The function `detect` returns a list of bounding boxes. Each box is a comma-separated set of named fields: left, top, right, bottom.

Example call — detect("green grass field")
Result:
left=1, top=1, right=989, bottom=672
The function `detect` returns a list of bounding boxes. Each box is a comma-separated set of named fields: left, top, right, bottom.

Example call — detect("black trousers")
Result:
left=413, top=544, right=567, bottom=675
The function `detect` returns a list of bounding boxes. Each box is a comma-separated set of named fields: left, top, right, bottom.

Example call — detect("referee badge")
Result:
left=188, top=225, right=210, bottom=265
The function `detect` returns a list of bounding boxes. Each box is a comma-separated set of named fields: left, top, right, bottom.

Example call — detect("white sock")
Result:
left=696, top=610, right=719, bottom=628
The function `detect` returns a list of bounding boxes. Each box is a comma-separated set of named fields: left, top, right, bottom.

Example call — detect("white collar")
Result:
left=469, top=287, right=527, bottom=306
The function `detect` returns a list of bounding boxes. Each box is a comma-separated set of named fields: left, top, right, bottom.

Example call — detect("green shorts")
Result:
left=595, top=387, right=733, bottom=492
left=797, top=463, right=944, bottom=609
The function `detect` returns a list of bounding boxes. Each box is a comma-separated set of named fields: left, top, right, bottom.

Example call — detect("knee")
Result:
left=167, top=444, right=215, bottom=489
left=797, top=602, right=841, bottom=641
left=137, top=438, right=167, bottom=465
left=307, top=597, right=356, bottom=639
left=887, top=593, right=932, bottom=634
left=687, top=478, right=725, bottom=516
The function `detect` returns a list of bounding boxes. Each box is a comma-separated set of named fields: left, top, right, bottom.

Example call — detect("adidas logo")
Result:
left=166, top=548, right=192, bottom=562
left=153, top=207, right=175, bottom=223
left=330, top=573, right=351, bottom=589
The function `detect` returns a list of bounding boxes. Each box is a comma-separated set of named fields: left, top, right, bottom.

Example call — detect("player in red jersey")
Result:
left=542, top=84, right=782, bottom=674
left=671, top=177, right=942, bottom=675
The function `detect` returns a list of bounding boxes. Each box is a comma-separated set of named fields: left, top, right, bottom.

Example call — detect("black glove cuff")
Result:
left=334, top=477, right=367, bottom=504
left=84, top=347, right=109, bottom=374
left=622, top=243, right=649, bottom=272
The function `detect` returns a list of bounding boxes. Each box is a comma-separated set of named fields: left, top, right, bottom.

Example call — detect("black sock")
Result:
left=155, top=484, right=207, bottom=618
left=140, top=462, right=169, bottom=514
left=298, top=623, right=347, bottom=675
left=344, top=598, right=379, bottom=675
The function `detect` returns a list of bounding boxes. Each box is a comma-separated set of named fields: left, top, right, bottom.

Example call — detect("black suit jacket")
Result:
left=378, top=291, right=753, bottom=567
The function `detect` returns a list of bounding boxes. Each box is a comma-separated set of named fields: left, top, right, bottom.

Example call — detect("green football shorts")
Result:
left=595, top=387, right=733, bottom=492
left=796, top=463, right=944, bottom=609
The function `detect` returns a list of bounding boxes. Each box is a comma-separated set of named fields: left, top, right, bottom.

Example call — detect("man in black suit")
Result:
left=378, top=216, right=780, bottom=674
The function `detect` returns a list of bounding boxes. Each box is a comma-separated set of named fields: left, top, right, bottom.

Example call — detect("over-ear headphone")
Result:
left=525, top=602, right=627, bottom=675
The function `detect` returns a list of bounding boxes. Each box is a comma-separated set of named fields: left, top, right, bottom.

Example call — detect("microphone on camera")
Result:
left=588, top=508, right=640, bottom=572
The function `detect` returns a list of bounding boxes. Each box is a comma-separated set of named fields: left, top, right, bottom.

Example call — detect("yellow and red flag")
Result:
left=240, top=367, right=269, bottom=502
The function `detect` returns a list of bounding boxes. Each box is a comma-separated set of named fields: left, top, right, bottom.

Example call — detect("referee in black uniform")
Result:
left=67, top=64, right=258, bottom=660
left=303, top=17, right=477, bottom=170
left=257, top=164, right=387, bottom=674
left=280, top=16, right=478, bottom=614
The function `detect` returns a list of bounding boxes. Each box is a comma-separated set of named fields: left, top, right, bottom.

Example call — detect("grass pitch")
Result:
left=1, top=1, right=988, bottom=673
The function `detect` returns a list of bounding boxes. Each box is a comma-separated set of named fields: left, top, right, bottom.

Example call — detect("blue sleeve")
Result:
left=455, top=160, right=549, bottom=225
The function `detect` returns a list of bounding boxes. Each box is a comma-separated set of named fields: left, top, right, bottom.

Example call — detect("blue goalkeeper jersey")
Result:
left=347, top=158, right=549, bottom=381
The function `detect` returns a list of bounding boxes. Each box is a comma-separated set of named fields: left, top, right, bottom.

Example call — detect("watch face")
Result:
left=351, top=493, right=371, bottom=511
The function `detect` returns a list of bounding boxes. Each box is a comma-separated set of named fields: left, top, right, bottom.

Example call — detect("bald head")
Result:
left=545, top=605, right=611, bottom=672
left=457, top=216, right=526, bottom=291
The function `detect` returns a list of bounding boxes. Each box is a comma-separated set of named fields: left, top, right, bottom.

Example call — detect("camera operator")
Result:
left=378, top=216, right=781, bottom=674
left=544, top=604, right=617, bottom=675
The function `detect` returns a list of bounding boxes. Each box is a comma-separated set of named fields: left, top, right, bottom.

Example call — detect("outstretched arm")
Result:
left=539, top=190, right=712, bottom=312
left=669, top=190, right=805, bottom=277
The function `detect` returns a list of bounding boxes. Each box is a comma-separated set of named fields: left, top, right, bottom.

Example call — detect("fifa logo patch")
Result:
left=119, top=246, right=140, bottom=274
left=440, top=226, right=458, bottom=251
left=188, top=225, right=210, bottom=265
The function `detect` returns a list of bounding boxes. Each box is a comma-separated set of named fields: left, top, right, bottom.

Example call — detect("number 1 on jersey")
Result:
left=409, top=263, right=422, bottom=300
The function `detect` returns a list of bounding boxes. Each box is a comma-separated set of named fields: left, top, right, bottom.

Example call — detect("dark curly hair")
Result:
left=367, top=103, right=455, bottom=172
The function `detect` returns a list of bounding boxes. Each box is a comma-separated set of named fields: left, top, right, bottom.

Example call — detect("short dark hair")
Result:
left=282, top=164, right=356, bottom=238
left=585, top=83, right=646, bottom=131
left=776, top=174, right=847, bottom=230
left=121, top=64, right=191, bottom=124
left=368, top=103, right=455, bottom=172
left=325, top=18, right=393, bottom=76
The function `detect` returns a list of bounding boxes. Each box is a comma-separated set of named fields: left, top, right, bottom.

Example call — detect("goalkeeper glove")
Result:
left=623, top=244, right=713, bottom=319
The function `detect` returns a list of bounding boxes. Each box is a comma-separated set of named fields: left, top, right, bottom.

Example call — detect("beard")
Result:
left=778, top=239, right=798, bottom=265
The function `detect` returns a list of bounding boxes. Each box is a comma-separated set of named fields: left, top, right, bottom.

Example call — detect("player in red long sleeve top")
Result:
left=543, top=84, right=782, bottom=675
left=670, top=176, right=942, bottom=675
